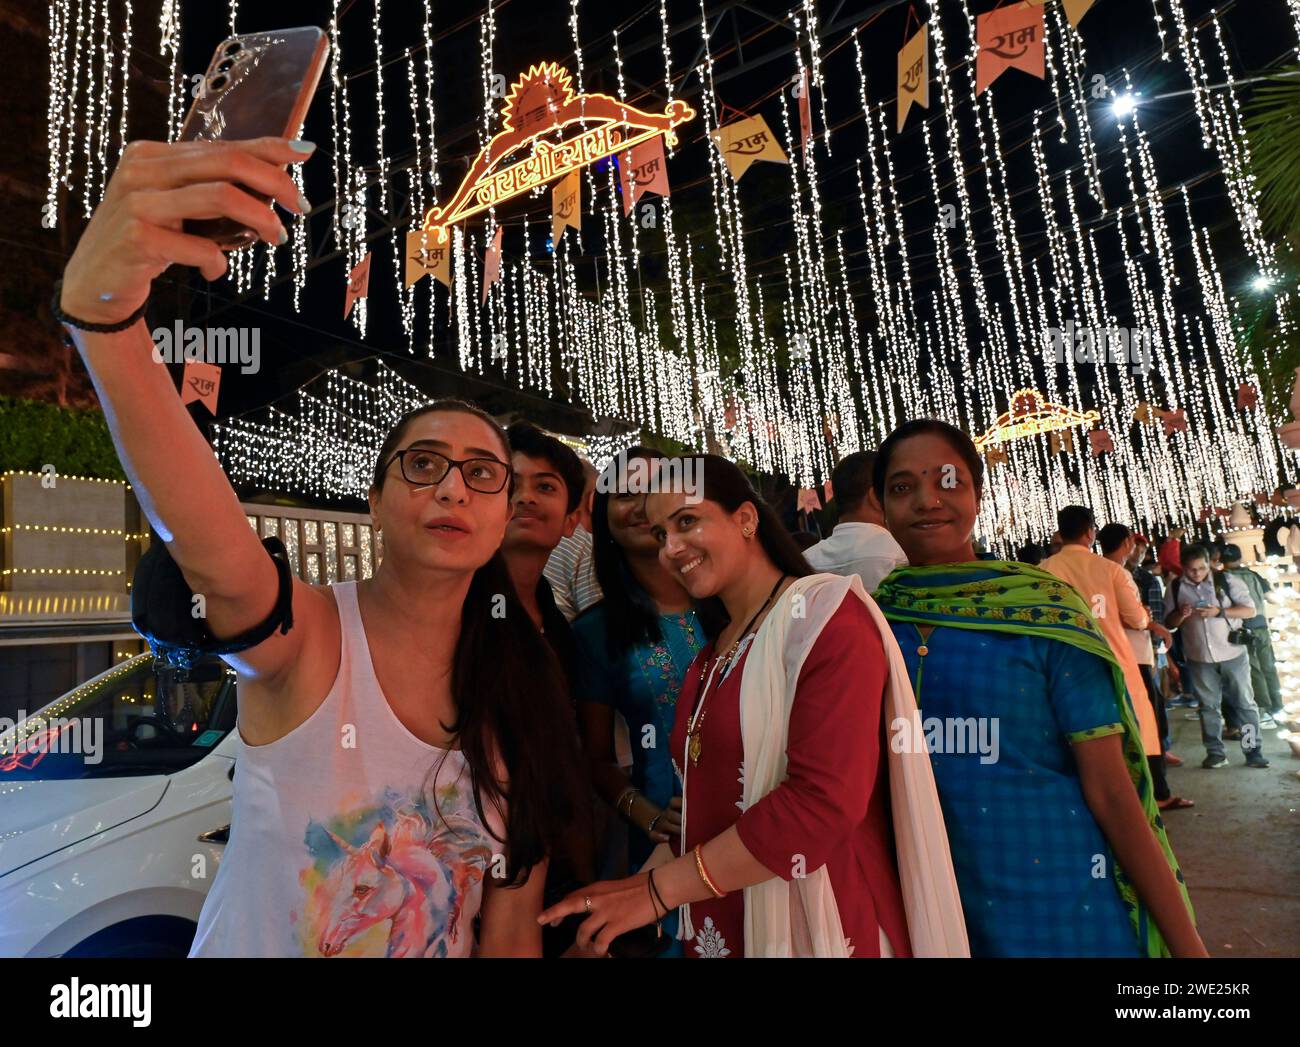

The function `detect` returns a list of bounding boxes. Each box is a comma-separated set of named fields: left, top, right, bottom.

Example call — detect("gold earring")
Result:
left=743, top=527, right=754, bottom=538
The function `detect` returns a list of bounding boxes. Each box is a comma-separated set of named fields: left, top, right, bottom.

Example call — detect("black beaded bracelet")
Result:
left=648, top=867, right=671, bottom=916
left=51, top=278, right=150, bottom=334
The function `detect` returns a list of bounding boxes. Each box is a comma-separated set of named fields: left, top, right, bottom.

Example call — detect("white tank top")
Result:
left=190, top=581, right=504, bottom=958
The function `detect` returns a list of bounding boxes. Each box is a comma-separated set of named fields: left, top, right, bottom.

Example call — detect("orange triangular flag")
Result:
left=1048, top=429, right=1074, bottom=456
left=710, top=114, right=788, bottom=180
left=344, top=252, right=371, bottom=318
left=897, top=25, right=929, bottom=132
left=796, top=488, right=821, bottom=514
left=1028, top=0, right=1097, bottom=30
left=552, top=168, right=581, bottom=243
left=1161, top=409, right=1188, bottom=436
left=1088, top=428, right=1114, bottom=457
left=798, top=68, right=812, bottom=153
left=618, top=136, right=670, bottom=216
left=1063, top=0, right=1096, bottom=28
left=976, top=2, right=1045, bottom=95
left=482, top=227, right=503, bottom=305
left=180, top=360, right=221, bottom=415
left=404, top=228, right=451, bottom=288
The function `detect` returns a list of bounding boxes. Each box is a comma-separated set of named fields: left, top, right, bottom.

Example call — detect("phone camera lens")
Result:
left=208, top=74, right=229, bottom=92
left=222, top=41, right=243, bottom=58
left=216, top=59, right=234, bottom=74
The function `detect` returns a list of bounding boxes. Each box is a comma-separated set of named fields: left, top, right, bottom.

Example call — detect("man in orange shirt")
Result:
left=1043, top=507, right=1162, bottom=767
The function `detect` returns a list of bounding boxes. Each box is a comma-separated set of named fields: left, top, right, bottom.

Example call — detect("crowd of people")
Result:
left=56, top=135, right=1291, bottom=960
left=531, top=424, right=1238, bottom=958
left=1016, top=514, right=1286, bottom=794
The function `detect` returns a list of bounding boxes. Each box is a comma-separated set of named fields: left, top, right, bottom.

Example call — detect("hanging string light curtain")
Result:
left=43, top=0, right=1297, bottom=544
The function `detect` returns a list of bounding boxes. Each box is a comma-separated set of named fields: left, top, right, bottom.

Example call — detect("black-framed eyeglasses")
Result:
left=385, top=447, right=511, bottom=493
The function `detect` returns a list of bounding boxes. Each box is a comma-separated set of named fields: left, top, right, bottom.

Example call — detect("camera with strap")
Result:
left=1171, top=572, right=1255, bottom=649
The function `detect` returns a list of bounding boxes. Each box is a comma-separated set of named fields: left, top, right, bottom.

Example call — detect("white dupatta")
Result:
left=678, top=573, right=969, bottom=958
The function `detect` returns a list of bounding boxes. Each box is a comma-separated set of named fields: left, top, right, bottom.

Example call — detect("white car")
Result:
left=0, top=653, right=236, bottom=957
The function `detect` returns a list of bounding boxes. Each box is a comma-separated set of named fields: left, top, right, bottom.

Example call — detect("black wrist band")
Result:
left=51, top=278, right=150, bottom=333
left=131, top=535, right=296, bottom=674
left=648, top=867, right=670, bottom=918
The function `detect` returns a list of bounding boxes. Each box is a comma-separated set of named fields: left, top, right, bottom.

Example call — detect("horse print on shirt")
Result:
left=295, top=780, right=495, bottom=957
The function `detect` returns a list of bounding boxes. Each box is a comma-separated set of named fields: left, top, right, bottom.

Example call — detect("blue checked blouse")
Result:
left=889, top=620, right=1144, bottom=957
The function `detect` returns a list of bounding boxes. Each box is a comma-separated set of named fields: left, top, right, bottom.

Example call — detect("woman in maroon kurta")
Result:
left=668, top=594, right=910, bottom=958
left=538, top=454, right=917, bottom=957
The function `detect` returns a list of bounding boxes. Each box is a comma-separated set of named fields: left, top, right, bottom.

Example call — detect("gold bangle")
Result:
left=617, top=787, right=638, bottom=820
left=694, top=845, right=725, bottom=898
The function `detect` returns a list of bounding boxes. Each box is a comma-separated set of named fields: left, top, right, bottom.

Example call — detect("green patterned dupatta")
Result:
left=873, top=559, right=1194, bottom=958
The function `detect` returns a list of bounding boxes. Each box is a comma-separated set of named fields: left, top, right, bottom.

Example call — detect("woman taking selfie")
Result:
left=541, top=455, right=967, bottom=957
left=870, top=419, right=1204, bottom=958
left=572, top=447, right=718, bottom=953
left=57, top=136, right=584, bottom=957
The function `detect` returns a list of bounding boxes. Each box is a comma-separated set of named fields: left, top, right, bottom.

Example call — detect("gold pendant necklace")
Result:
left=686, top=573, right=788, bottom=766
left=687, top=650, right=727, bottom=766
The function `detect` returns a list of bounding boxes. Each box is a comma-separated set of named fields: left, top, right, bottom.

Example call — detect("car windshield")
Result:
left=0, top=654, right=237, bottom=781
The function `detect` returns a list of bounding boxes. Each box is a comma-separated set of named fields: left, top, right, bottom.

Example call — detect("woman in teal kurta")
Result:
left=572, top=602, right=703, bottom=872
left=572, top=448, right=717, bottom=955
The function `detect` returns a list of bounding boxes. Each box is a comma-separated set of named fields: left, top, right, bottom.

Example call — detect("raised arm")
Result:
left=58, top=138, right=335, bottom=709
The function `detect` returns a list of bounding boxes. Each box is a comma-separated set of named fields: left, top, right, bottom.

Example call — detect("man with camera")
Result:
left=1165, top=545, right=1268, bottom=769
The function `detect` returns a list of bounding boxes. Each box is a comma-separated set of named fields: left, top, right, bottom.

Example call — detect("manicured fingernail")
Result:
left=296, top=193, right=311, bottom=213
left=276, top=225, right=288, bottom=245
left=288, top=139, right=316, bottom=154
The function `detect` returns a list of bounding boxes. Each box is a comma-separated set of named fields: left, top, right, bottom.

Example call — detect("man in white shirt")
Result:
left=1164, top=544, right=1267, bottom=769
left=544, top=458, right=603, bottom=621
left=804, top=450, right=908, bottom=592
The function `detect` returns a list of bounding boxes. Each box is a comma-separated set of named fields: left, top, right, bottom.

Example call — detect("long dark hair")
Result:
left=372, top=400, right=586, bottom=886
left=591, top=446, right=665, bottom=659
left=686, top=455, right=815, bottom=628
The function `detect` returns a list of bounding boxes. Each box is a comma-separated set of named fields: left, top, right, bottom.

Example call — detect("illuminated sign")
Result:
left=420, top=62, right=695, bottom=242
left=973, top=389, right=1100, bottom=451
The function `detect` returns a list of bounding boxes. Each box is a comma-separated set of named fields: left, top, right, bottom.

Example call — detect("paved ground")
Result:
left=1159, top=709, right=1300, bottom=958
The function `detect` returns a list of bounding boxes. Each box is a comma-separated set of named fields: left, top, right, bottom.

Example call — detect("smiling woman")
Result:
left=542, top=454, right=969, bottom=958
left=871, top=419, right=1205, bottom=959
left=54, top=135, right=585, bottom=957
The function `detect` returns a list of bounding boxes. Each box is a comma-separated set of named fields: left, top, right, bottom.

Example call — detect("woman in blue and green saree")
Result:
left=870, top=419, right=1205, bottom=958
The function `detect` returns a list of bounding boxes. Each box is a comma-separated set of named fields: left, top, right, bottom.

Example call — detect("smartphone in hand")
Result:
left=178, top=27, right=329, bottom=250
